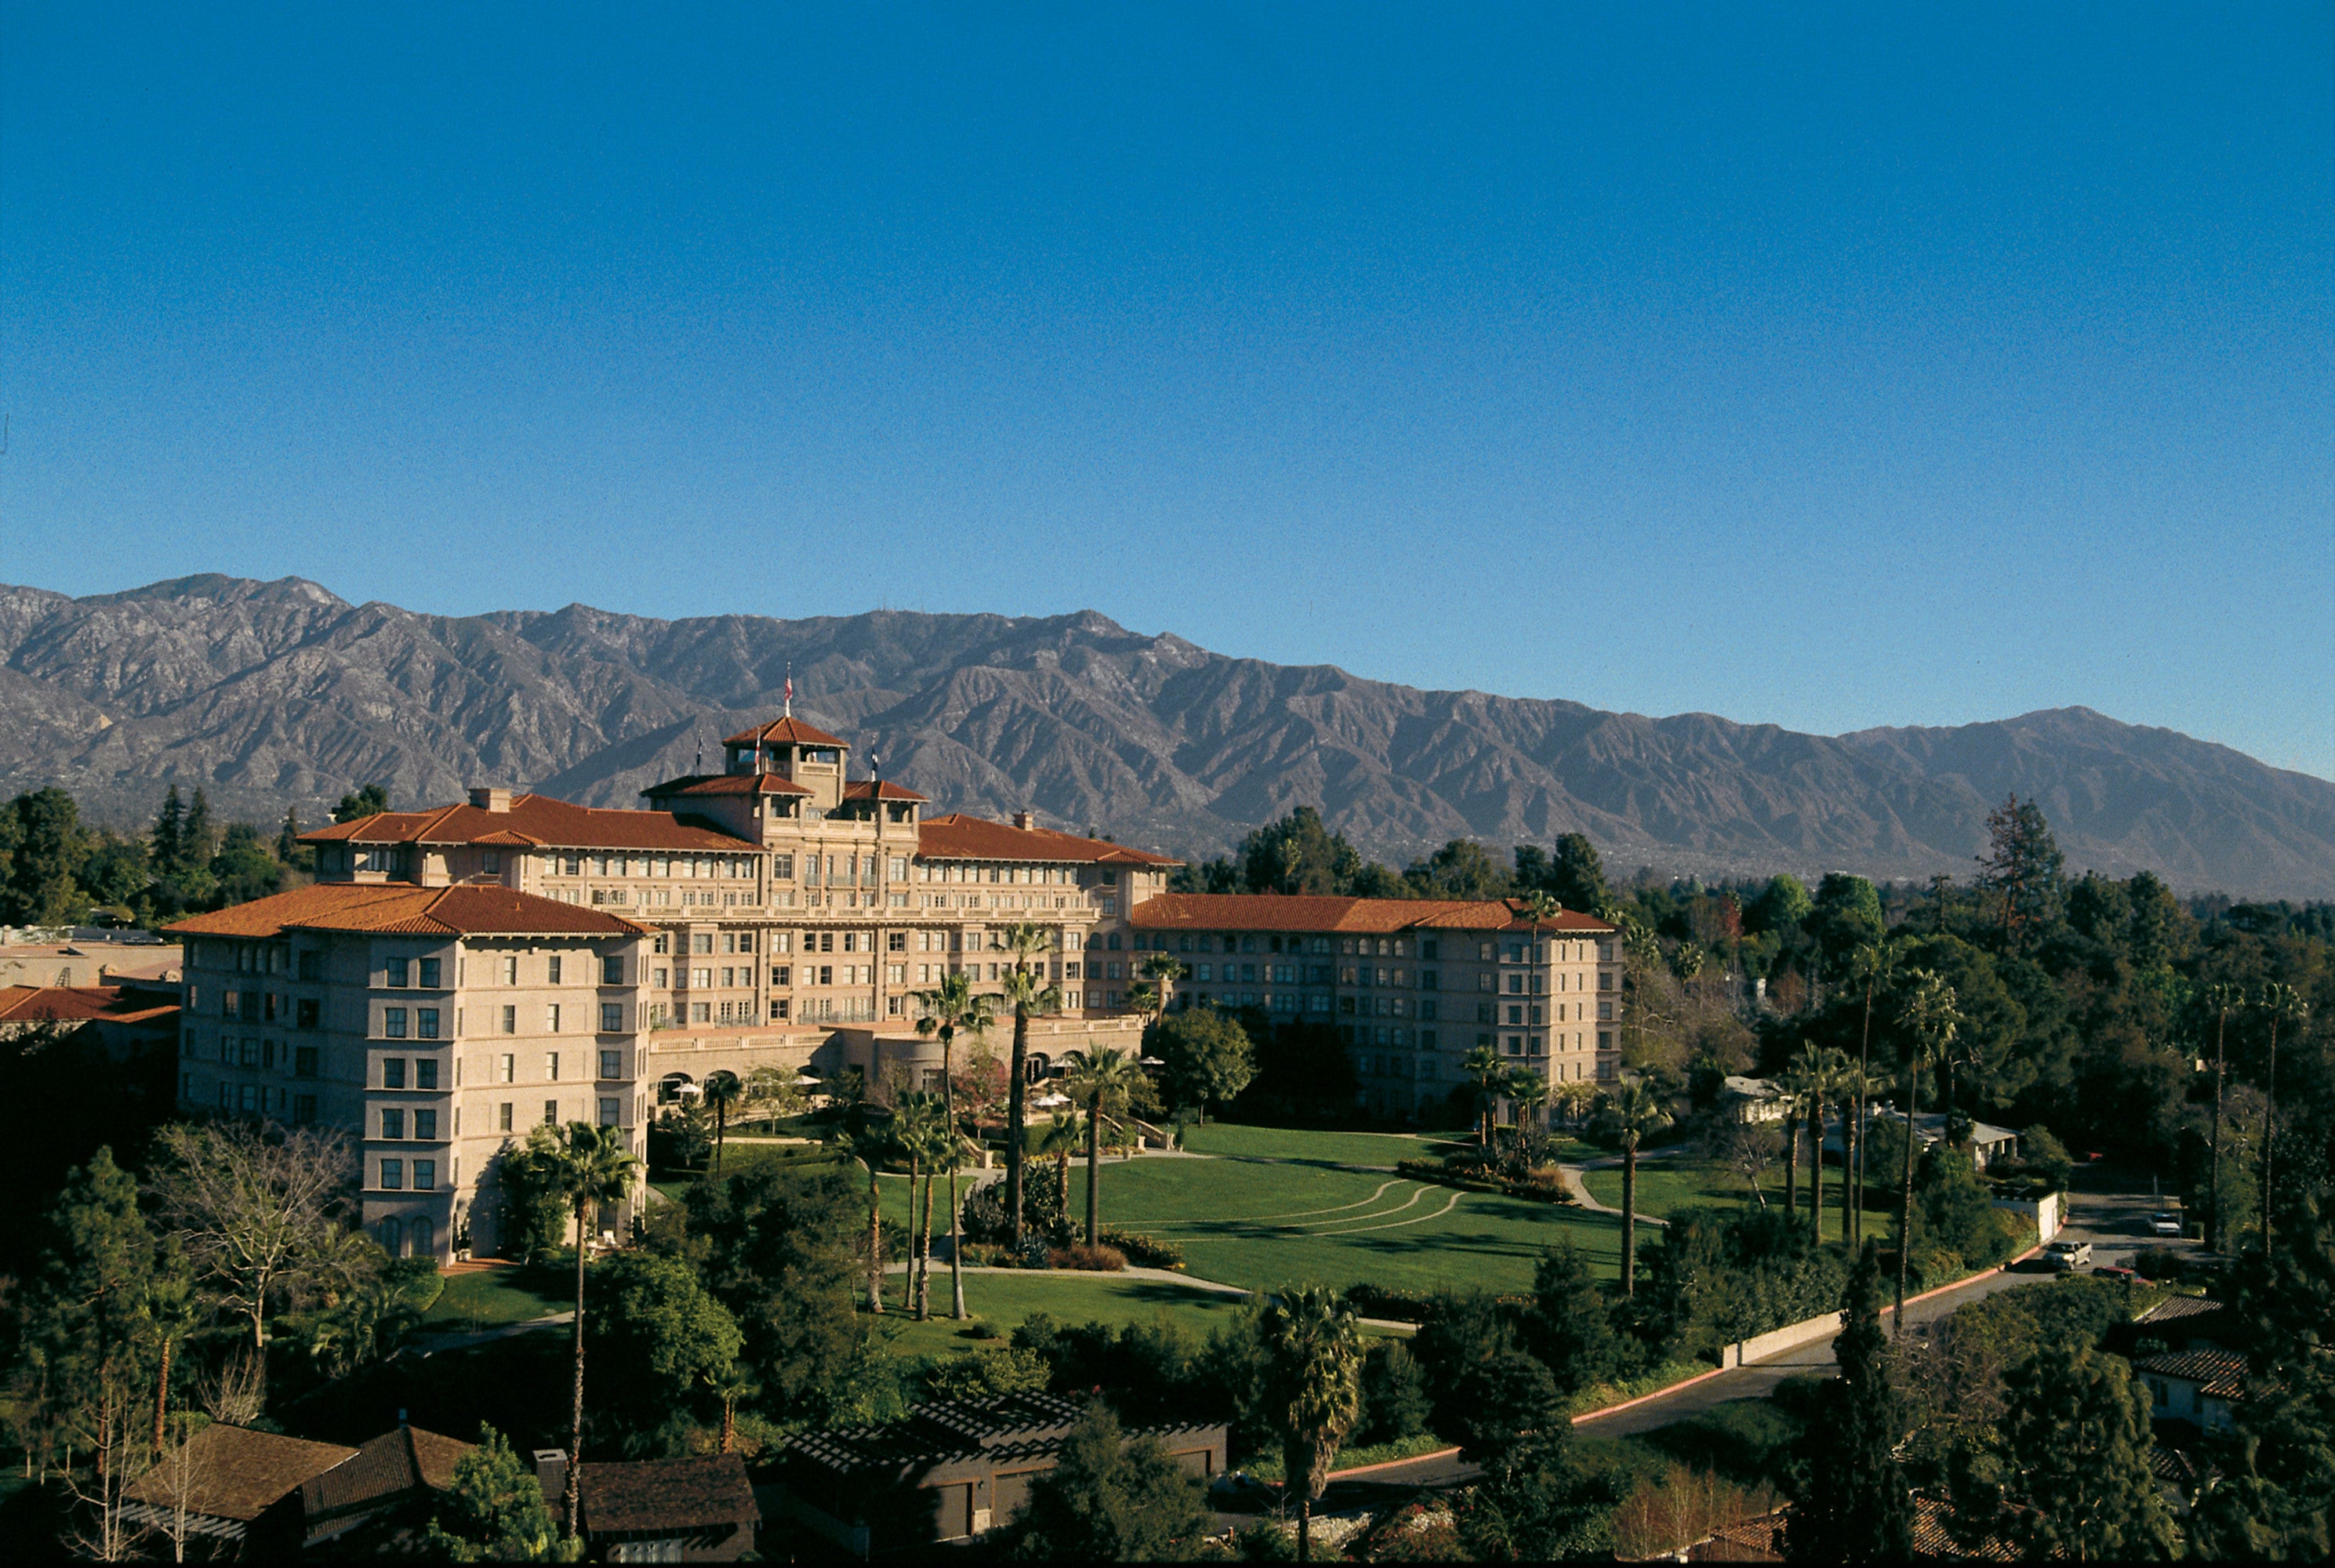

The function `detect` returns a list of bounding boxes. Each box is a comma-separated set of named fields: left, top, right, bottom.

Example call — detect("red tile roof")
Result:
left=300, top=1426, right=472, bottom=1517
left=165, top=883, right=649, bottom=940
left=843, top=779, right=929, bottom=802
left=124, top=1425, right=359, bottom=1523
left=917, top=813, right=1179, bottom=867
left=2138, top=1348, right=2253, bottom=1399
left=0, top=983, right=178, bottom=1025
left=1131, top=892, right=1614, bottom=935
left=724, top=715, right=848, bottom=749
left=304, top=796, right=754, bottom=852
left=641, top=772, right=812, bottom=798
left=578, top=1454, right=759, bottom=1534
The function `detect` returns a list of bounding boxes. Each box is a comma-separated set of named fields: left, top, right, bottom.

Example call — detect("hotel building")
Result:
left=168, top=715, right=1615, bottom=1260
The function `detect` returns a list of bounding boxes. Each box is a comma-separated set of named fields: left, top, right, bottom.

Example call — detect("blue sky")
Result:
left=5, top=4, right=2330, bottom=775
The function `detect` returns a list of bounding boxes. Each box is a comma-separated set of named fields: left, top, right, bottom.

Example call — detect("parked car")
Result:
left=2148, top=1212, right=2184, bottom=1236
left=2045, top=1239, right=2094, bottom=1272
left=1210, top=1472, right=1280, bottom=1513
left=2092, top=1264, right=2152, bottom=1287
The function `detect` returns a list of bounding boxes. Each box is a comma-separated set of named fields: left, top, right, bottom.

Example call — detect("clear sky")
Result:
left=5, top=4, right=2330, bottom=775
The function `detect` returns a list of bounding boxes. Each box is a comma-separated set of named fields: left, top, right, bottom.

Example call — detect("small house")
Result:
left=779, top=1392, right=1226, bottom=1555
left=2137, top=1348, right=2250, bottom=1436
left=117, top=1424, right=358, bottom=1555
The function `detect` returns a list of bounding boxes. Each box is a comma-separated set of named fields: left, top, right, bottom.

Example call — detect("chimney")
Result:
left=1013, top=810, right=1035, bottom=831
left=532, top=1450, right=568, bottom=1504
left=468, top=787, right=513, bottom=814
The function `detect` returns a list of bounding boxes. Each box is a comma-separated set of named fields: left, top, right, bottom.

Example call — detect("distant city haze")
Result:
left=3, top=6, right=2327, bottom=776
left=4, top=575, right=2331, bottom=899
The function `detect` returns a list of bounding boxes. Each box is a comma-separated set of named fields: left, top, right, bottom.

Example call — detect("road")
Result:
left=1302, top=1171, right=2199, bottom=1494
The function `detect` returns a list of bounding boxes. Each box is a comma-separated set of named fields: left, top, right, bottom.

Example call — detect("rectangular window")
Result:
left=501, top=1005, right=517, bottom=1034
left=599, top=1049, right=621, bottom=1080
left=379, top=1159, right=404, bottom=1189
left=547, top=1052, right=561, bottom=1080
left=293, top=1093, right=316, bottom=1123
left=383, top=1057, right=408, bottom=1088
left=601, top=956, right=625, bottom=985
left=499, top=1053, right=515, bottom=1083
left=296, top=997, right=320, bottom=1030
left=546, top=1004, right=561, bottom=1033
left=417, top=1009, right=440, bottom=1039
left=601, top=1003, right=622, bottom=1033
left=295, top=1045, right=318, bottom=1078
left=415, top=1109, right=438, bottom=1140
left=543, top=1100, right=559, bottom=1125
left=417, top=1058, right=438, bottom=1089
left=383, top=1008, right=408, bottom=1039
left=381, top=1109, right=406, bottom=1139
left=419, top=957, right=441, bottom=988
left=414, top=1160, right=435, bottom=1190
left=691, top=1003, right=711, bottom=1023
left=499, top=1102, right=514, bottom=1131
left=599, top=1098, right=620, bottom=1127
left=387, top=956, right=410, bottom=988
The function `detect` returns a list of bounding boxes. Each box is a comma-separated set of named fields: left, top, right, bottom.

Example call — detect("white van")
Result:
left=2044, top=1239, right=2093, bottom=1272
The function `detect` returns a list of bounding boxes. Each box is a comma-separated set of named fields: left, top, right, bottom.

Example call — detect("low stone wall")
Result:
left=1991, top=1190, right=2061, bottom=1243
left=1727, top=1310, right=1843, bottom=1367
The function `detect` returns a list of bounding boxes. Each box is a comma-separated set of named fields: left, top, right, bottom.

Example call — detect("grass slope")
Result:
left=866, top=1271, right=1253, bottom=1357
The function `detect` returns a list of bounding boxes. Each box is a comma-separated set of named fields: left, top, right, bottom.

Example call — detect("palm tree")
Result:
left=1774, top=1054, right=1816, bottom=1219
left=2254, top=984, right=2308, bottom=1264
left=913, top=971, right=997, bottom=1319
left=703, top=1361, right=759, bottom=1454
left=1893, top=971, right=1961, bottom=1330
left=1462, top=1044, right=1505, bottom=1148
left=703, top=1071, right=744, bottom=1171
left=1127, top=980, right=1162, bottom=1019
left=140, top=1273, right=199, bottom=1456
left=997, top=922, right=1064, bottom=1255
left=1806, top=1046, right=1851, bottom=1239
left=1138, top=952, right=1186, bottom=1018
left=1832, top=1062, right=1887, bottom=1247
left=1553, top=1078, right=1598, bottom=1130
left=1592, top=1081, right=1673, bottom=1297
left=1846, top=940, right=1901, bottom=1243
left=546, top=1120, right=640, bottom=1538
left=1672, top=942, right=1706, bottom=998
left=822, top=1084, right=893, bottom=1312
left=2199, top=982, right=2242, bottom=1252
left=1519, top=889, right=1561, bottom=924
left=1505, top=1066, right=1550, bottom=1132
left=1062, top=1047, right=1142, bottom=1246
left=892, top=1092, right=951, bottom=1319
left=1261, top=1284, right=1363, bottom=1563
left=1033, top=1110, right=1083, bottom=1221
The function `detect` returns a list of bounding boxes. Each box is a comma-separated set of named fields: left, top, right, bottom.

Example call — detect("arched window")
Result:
left=658, top=1073, right=695, bottom=1105
left=410, top=1216, right=434, bottom=1260
left=1024, top=1053, right=1051, bottom=1083
left=378, top=1218, right=404, bottom=1257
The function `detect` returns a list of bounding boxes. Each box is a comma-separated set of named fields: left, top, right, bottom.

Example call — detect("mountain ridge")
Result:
left=2, top=575, right=2329, bottom=898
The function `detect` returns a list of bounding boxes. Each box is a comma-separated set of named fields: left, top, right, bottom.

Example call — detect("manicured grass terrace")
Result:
left=419, top=1267, right=568, bottom=1328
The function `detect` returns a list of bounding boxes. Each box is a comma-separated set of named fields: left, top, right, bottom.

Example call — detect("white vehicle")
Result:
left=2045, top=1239, right=2093, bottom=1272
left=2148, top=1212, right=2184, bottom=1236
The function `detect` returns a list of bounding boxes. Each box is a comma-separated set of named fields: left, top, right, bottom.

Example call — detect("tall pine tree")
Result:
left=2002, top=1341, right=2177, bottom=1560
left=1786, top=1240, right=1911, bottom=1562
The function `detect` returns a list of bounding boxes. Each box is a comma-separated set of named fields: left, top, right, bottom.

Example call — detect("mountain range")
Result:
left=2, top=575, right=2330, bottom=898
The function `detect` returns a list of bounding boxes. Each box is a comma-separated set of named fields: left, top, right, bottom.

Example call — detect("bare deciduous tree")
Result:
left=147, top=1122, right=360, bottom=1355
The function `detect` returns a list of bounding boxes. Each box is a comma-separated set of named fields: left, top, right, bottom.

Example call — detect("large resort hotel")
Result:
left=169, top=715, right=1617, bottom=1261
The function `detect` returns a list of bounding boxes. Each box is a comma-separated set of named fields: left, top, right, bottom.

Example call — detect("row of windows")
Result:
left=209, top=1080, right=318, bottom=1120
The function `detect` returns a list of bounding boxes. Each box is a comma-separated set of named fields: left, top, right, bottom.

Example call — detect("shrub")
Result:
left=1095, top=1226, right=1185, bottom=1269
left=1358, top=1341, right=1432, bottom=1446
left=961, top=1160, right=1072, bottom=1247
left=1344, top=1283, right=1437, bottom=1323
left=1049, top=1243, right=1128, bottom=1272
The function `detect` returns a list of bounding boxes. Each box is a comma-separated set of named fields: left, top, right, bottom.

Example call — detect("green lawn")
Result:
left=1580, top=1154, right=1879, bottom=1221
left=865, top=1270, right=1256, bottom=1357
left=652, top=1139, right=848, bottom=1201
left=419, top=1269, right=568, bottom=1328
left=1068, top=1152, right=1624, bottom=1293
left=1177, top=1123, right=1459, bottom=1167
